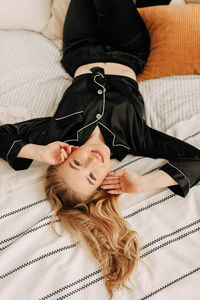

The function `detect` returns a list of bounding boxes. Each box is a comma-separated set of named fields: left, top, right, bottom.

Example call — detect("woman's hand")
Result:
left=101, top=169, right=143, bottom=194
left=40, top=141, right=77, bottom=165
left=101, top=169, right=178, bottom=195
left=17, top=142, right=78, bottom=165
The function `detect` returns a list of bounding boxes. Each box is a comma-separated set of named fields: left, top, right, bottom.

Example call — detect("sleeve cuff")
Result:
left=6, top=140, right=33, bottom=171
left=160, top=163, right=190, bottom=198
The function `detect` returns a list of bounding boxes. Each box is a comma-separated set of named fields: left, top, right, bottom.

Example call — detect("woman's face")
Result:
left=57, top=143, right=111, bottom=199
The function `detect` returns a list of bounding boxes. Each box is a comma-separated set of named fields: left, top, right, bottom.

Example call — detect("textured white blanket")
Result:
left=0, top=109, right=199, bottom=300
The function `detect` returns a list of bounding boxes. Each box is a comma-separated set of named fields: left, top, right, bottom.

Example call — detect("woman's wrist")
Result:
left=17, top=144, right=45, bottom=162
left=140, top=170, right=178, bottom=192
left=131, top=174, right=145, bottom=193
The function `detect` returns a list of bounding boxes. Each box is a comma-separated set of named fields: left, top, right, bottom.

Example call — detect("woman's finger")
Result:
left=61, top=148, right=68, bottom=159
left=61, top=144, right=73, bottom=154
left=66, top=145, right=79, bottom=155
left=107, top=170, right=125, bottom=177
left=58, top=142, right=73, bottom=153
left=60, top=150, right=65, bottom=162
left=58, top=141, right=69, bottom=147
left=101, top=184, right=121, bottom=190
left=102, top=178, right=120, bottom=185
left=106, top=189, right=122, bottom=195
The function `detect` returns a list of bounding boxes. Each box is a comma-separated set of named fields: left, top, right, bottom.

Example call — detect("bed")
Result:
left=0, top=0, right=200, bottom=299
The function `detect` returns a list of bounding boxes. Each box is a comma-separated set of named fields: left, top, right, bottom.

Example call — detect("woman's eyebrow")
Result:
left=69, top=162, right=95, bottom=185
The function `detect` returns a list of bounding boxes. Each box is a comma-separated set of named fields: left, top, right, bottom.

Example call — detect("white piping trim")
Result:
left=64, top=73, right=106, bottom=143
left=94, top=73, right=106, bottom=117
left=99, top=122, right=130, bottom=150
left=6, top=140, right=23, bottom=162
left=64, top=118, right=99, bottom=143
left=55, top=110, right=83, bottom=121
left=94, top=73, right=106, bottom=91
left=167, top=162, right=191, bottom=188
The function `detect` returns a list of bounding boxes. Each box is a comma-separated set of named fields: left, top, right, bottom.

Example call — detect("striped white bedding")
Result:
left=0, top=30, right=200, bottom=300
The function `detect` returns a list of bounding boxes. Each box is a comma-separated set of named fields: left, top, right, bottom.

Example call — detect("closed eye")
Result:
left=73, top=162, right=96, bottom=181
left=89, top=172, right=96, bottom=181
left=68, top=162, right=96, bottom=185
left=74, top=160, right=82, bottom=166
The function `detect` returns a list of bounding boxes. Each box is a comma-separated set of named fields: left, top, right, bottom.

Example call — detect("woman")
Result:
left=0, top=0, right=200, bottom=298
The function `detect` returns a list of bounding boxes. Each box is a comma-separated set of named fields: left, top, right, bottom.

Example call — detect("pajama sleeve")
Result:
left=132, top=124, right=200, bottom=197
left=0, top=117, right=51, bottom=171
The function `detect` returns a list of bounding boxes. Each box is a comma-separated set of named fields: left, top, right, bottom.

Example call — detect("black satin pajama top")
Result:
left=0, top=67, right=200, bottom=197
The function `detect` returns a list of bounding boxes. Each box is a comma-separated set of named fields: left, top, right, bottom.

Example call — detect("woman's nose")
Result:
left=89, top=154, right=98, bottom=162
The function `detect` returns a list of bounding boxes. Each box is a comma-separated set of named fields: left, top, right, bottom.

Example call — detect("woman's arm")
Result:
left=0, top=117, right=51, bottom=170
left=101, top=169, right=178, bottom=195
left=17, top=142, right=76, bottom=165
left=140, top=170, right=178, bottom=192
left=129, top=110, right=200, bottom=197
left=17, top=144, right=46, bottom=162
left=137, top=125, right=200, bottom=197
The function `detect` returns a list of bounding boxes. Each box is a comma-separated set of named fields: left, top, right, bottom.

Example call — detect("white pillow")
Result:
left=42, top=0, right=70, bottom=49
left=170, top=0, right=185, bottom=4
left=0, top=30, right=70, bottom=117
left=0, top=0, right=51, bottom=32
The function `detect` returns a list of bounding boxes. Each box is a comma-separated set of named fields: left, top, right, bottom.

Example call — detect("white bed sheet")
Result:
left=0, top=30, right=200, bottom=300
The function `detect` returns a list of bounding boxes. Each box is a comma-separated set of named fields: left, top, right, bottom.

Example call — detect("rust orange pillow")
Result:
left=137, top=4, right=200, bottom=81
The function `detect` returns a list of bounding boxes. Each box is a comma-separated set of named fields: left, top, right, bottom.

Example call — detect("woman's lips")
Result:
left=91, top=150, right=104, bottom=163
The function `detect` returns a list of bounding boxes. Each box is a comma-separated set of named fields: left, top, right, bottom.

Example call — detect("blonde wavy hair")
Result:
left=44, top=164, right=139, bottom=299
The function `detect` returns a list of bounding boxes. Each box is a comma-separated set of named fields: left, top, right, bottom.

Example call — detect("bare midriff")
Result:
left=74, top=62, right=137, bottom=81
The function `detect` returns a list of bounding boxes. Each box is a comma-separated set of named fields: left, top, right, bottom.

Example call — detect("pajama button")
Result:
left=96, top=114, right=102, bottom=119
left=97, top=89, right=103, bottom=95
